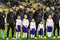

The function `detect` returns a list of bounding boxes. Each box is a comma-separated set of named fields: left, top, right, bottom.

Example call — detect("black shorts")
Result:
left=0, top=22, right=5, bottom=30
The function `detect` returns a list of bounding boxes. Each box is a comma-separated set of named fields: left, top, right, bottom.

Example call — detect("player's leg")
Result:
left=11, top=24, right=15, bottom=39
left=39, top=29, right=43, bottom=38
left=25, top=33, right=27, bottom=38
left=18, top=32, right=20, bottom=38
left=2, top=26, right=5, bottom=39
left=16, top=32, right=18, bottom=40
left=38, top=33, right=43, bottom=38
left=2, top=30, right=4, bottom=39
left=44, top=28, right=46, bottom=38
left=39, top=35, right=40, bottom=38
left=40, top=35, right=43, bottom=38
left=16, top=32, right=20, bottom=40
left=30, top=29, right=33, bottom=38
left=58, top=28, right=60, bottom=38
left=24, top=33, right=26, bottom=38
left=31, top=34, right=33, bottom=38
left=36, top=21, right=39, bottom=37
left=44, top=21, right=46, bottom=38
left=53, top=23, right=56, bottom=38
left=23, top=33, right=25, bottom=38
left=59, top=19, right=60, bottom=36
left=1, top=23, right=5, bottom=40
left=22, top=27, right=25, bottom=38
left=59, top=20, right=60, bottom=37
left=16, top=32, right=18, bottom=38
left=32, top=35, right=35, bottom=38
left=48, top=32, right=52, bottom=37
left=2, top=27, right=5, bottom=40
left=25, top=27, right=28, bottom=38
left=7, top=25, right=10, bottom=40
left=47, top=32, right=52, bottom=40
left=38, top=31, right=41, bottom=38
left=57, top=23, right=60, bottom=38
left=33, top=29, right=36, bottom=38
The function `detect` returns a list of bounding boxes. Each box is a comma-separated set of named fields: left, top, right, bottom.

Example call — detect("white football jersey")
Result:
left=30, top=22, right=36, bottom=30
left=16, top=19, right=22, bottom=28
left=38, top=24, right=44, bottom=31
left=46, top=19, right=54, bottom=28
left=23, top=19, right=29, bottom=27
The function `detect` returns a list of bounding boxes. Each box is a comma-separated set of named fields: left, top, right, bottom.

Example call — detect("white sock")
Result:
left=47, top=32, right=52, bottom=37
left=31, top=34, right=32, bottom=38
left=16, top=32, right=20, bottom=38
left=23, top=33, right=25, bottom=38
left=25, top=33, right=27, bottom=38
left=32, top=35, right=34, bottom=38
left=16, top=32, right=18, bottom=38
left=39, top=35, right=40, bottom=38
left=41, top=35, right=42, bottom=38
left=18, top=32, right=20, bottom=38
left=31, top=34, right=33, bottom=38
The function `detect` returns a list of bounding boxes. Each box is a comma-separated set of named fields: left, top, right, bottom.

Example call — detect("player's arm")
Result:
left=16, top=20, right=18, bottom=30
left=38, top=24, right=40, bottom=31
left=27, top=20, right=29, bottom=27
left=5, top=17, right=6, bottom=24
left=35, top=23, right=36, bottom=30
left=21, top=20, right=22, bottom=29
left=59, top=20, right=60, bottom=28
left=52, top=20, right=54, bottom=30
left=30, top=22, right=32, bottom=30
left=16, top=25, right=18, bottom=30
left=7, top=13, right=10, bottom=25
left=3, top=12, right=6, bottom=25
left=22, top=20, right=24, bottom=26
left=43, top=24, right=44, bottom=31
left=46, top=19, right=48, bottom=29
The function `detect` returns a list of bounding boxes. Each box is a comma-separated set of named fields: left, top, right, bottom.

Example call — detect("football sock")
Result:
left=2, top=31, right=4, bottom=39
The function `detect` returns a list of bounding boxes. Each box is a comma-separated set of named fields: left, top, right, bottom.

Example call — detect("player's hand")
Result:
left=16, top=28, right=18, bottom=30
left=7, top=23, right=9, bottom=25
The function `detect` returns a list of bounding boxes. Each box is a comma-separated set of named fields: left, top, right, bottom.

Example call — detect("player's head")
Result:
left=17, top=15, right=21, bottom=19
left=9, top=8, right=14, bottom=12
left=31, top=18, right=35, bottom=22
left=37, top=5, right=42, bottom=10
left=0, top=7, right=3, bottom=12
left=29, top=7, right=33, bottom=12
left=24, top=14, right=28, bottom=19
left=48, top=15, right=52, bottom=19
left=19, top=5, right=24, bottom=10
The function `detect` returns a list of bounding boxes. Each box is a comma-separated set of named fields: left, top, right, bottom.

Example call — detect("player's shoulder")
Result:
left=30, top=22, right=35, bottom=24
left=16, top=19, right=21, bottom=21
left=23, top=19, right=27, bottom=20
left=23, top=19, right=25, bottom=21
left=30, top=22, right=33, bottom=24
left=47, top=19, right=53, bottom=21
left=39, top=23, right=44, bottom=26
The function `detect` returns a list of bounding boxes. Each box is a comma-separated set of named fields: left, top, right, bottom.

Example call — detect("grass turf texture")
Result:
left=0, top=20, right=60, bottom=40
